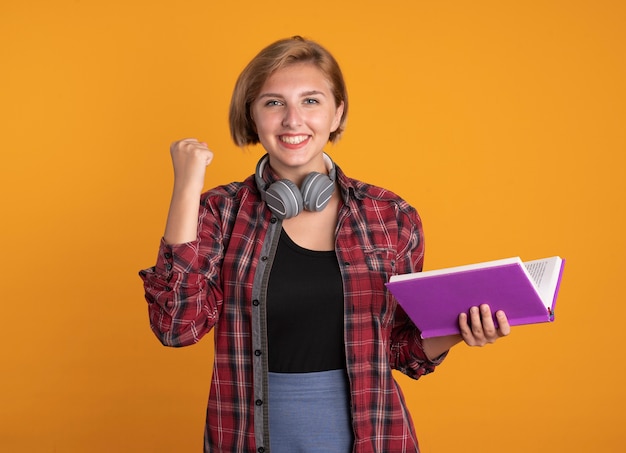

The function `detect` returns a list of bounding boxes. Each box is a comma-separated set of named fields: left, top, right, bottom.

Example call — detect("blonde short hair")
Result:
left=229, top=36, right=349, bottom=147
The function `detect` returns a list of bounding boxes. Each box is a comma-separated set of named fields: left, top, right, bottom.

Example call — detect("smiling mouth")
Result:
left=279, top=135, right=309, bottom=145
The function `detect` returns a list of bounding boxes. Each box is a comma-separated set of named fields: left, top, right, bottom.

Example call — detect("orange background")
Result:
left=1, top=0, right=624, bottom=451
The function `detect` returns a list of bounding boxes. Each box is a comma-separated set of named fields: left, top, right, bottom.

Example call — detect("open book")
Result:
left=385, top=256, right=565, bottom=338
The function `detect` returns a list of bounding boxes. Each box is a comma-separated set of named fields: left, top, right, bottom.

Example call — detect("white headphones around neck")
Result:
left=254, top=153, right=337, bottom=220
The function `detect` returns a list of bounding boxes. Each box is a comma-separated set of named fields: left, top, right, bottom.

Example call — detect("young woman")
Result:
left=139, top=36, right=510, bottom=453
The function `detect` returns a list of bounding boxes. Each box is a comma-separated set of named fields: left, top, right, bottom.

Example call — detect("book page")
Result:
left=525, top=260, right=548, bottom=287
left=523, top=257, right=562, bottom=307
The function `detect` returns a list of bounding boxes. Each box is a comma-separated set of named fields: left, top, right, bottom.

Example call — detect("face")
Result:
left=251, top=62, right=344, bottom=180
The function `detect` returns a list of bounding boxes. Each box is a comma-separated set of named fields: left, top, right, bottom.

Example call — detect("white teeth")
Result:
left=280, top=135, right=308, bottom=145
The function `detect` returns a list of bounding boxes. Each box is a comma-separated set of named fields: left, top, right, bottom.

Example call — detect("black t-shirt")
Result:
left=266, top=229, right=345, bottom=373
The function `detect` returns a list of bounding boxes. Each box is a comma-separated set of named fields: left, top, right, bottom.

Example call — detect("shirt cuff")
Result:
left=155, top=237, right=201, bottom=276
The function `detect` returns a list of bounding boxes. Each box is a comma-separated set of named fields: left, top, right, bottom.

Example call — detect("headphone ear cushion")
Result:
left=265, top=179, right=303, bottom=219
left=301, top=172, right=335, bottom=212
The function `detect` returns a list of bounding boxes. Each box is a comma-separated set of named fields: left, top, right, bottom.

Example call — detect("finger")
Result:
left=171, top=139, right=212, bottom=161
left=170, top=140, right=181, bottom=154
left=204, top=150, right=214, bottom=166
left=469, top=306, right=484, bottom=337
left=171, top=138, right=195, bottom=152
left=183, top=140, right=212, bottom=154
left=479, top=304, right=498, bottom=340
left=458, top=312, right=473, bottom=340
left=459, top=312, right=482, bottom=347
left=495, top=310, right=511, bottom=337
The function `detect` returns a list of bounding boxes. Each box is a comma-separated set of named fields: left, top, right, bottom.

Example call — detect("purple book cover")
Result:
left=385, top=258, right=565, bottom=338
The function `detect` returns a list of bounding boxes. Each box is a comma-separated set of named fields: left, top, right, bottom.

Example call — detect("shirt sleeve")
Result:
left=388, top=204, right=448, bottom=378
left=138, top=201, right=225, bottom=347
left=389, top=305, right=448, bottom=378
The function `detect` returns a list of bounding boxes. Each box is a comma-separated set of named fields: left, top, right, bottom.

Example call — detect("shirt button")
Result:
left=255, top=399, right=263, bottom=406
left=164, top=263, right=172, bottom=271
left=252, top=299, right=260, bottom=306
left=258, top=448, right=265, bottom=453
left=270, top=217, right=277, bottom=224
left=254, top=350, right=262, bottom=356
left=261, top=256, right=268, bottom=261
left=164, top=252, right=172, bottom=259
left=343, top=262, right=350, bottom=266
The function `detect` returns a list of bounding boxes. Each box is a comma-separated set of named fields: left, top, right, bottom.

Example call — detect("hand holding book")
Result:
left=421, top=303, right=511, bottom=359
left=459, top=304, right=510, bottom=345
left=386, top=256, right=565, bottom=339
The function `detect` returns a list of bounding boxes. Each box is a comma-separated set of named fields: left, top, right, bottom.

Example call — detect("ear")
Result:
left=330, top=101, right=345, bottom=133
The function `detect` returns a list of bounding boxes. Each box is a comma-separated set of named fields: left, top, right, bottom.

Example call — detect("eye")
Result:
left=265, top=99, right=283, bottom=107
left=304, top=98, right=319, bottom=105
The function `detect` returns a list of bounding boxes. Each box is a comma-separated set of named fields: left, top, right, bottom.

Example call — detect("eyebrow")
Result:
left=257, top=90, right=328, bottom=99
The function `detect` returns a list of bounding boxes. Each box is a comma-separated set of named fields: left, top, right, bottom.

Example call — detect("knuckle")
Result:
left=471, top=327, right=483, bottom=336
left=483, top=326, right=496, bottom=337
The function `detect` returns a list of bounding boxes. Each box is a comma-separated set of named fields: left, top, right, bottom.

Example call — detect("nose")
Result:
left=281, top=105, right=302, bottom=128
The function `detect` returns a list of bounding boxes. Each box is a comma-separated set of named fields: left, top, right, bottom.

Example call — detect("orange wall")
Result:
left=1, top=1, right=624, bottom=451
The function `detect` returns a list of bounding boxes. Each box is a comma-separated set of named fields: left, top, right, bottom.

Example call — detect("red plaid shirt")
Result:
left=139, top=162, right=446, bottom=453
